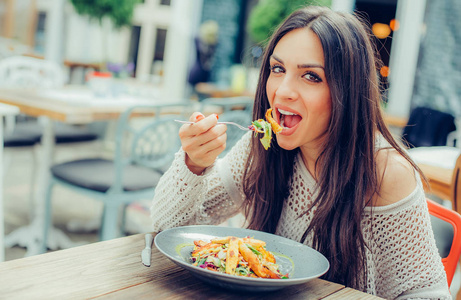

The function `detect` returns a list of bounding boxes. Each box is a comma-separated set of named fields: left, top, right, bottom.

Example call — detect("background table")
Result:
left=408, top=146, right=461, bottom=203
left=0, top=232, right=382, bottom=299
left=419, top=163, right=453, bottom=201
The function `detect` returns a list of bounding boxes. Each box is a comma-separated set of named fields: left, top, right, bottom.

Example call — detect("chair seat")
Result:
left=51, top=158, right=163, bottom=193
left=12, top=121, right=98, bottom=144
left=4, top=131, right=41, bottom=147
left=54, top=123, right=99, bottom=143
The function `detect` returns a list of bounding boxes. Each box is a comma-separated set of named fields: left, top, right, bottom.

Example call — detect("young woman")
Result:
left=151, top=6, right=450, bottom=298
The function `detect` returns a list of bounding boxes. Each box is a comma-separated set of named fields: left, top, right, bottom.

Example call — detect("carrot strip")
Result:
left=265, top=108, right=283, bottom=134
left=225, top=237, right=239, bottom=275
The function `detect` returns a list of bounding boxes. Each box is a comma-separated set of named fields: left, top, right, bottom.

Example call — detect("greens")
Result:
left=249, top=119, right=273, bottom=150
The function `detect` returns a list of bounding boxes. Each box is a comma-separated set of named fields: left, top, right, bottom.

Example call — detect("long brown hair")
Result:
left=242, top=6, right=422, bottom=289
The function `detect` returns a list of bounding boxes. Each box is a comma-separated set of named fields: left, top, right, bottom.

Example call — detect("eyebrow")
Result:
left=271, top=54, right=324, bottom=70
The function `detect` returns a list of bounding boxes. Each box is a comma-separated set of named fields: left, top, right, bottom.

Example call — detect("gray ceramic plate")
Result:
left=154, top=225, right=329, bottom=292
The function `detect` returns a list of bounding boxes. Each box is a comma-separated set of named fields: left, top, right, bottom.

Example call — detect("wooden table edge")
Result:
left=0, top=232, right=383, bottom=299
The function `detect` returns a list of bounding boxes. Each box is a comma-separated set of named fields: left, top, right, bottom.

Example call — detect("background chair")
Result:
left=1, top=103, right=20, bottom=262
left=409, top=150, right=461, bottom=296
left=450, top=154, right=461, bottom=215
left=0, top=55, right=99, bottom=174
left=402, top=106, right=456, bottom=148
left=1, top=55, right=100, bottom=251
left=41, top=104, right=188, bottom=251
left=0, top=55, right=60, bottom=168
left=0, top=55, right=99, bottom=147
left=0, top=55, right=65, bottom=88
left=427, top=198, right=461, bottom=287
left=450, top=154, right=461, bottom=299
left=200, top=96, right=253, bottom=157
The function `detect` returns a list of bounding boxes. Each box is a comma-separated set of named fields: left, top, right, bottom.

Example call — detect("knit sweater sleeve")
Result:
left=150, top=132, right=251, bottom=232
left=362, top=175, right=451, bottom=299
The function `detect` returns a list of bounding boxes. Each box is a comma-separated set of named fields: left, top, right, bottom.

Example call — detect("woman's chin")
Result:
left=275, top=137, right=298, bottom=151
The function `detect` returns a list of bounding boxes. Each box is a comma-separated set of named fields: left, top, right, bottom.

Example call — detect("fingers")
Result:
left=179, top=112, right=227, bottom=172
left=181, top=124, right=227, bottom=154
left=190, top=112, right=205, bottom=122
left=184, top=134, right=226, bottom=174
left=194, top=130, right=227, bottom=154
left=180, top=113, right=219, bottom=137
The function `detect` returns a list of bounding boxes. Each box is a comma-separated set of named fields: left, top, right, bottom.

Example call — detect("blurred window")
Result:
left=128, top=25, right=141, bottom=76
left=151, top=28, right=167, bottom=80
left=153, top=28, right=167, bottom=62
left=33, top=11, right=46, bottom=54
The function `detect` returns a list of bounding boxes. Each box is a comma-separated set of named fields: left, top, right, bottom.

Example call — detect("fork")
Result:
left=174, top=120, right=251, bottom=131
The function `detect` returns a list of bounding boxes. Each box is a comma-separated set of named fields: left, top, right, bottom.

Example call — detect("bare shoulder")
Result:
left=372, top=148, right=417, bottom=207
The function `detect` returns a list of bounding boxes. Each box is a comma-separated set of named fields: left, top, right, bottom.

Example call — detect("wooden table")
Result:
left=0, top=86, right=162, bottom=124
left=24, top=53, right=103, bottom=73
left=195, top=82, right=254, bottom=99
left=0, top=232, right=382, bottom=299
left=382, top=113, right=408, bottom=129
left=407, top=146, right=460, bottom=205
left=419, top=163, right=453, bottom=201
left=0, top=86, right=181, bottom=256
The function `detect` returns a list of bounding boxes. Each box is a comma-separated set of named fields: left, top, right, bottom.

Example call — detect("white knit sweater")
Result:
left=151, top=132, right=451, bottom=299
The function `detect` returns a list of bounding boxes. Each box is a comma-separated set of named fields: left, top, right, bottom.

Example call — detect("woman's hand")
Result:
left=179, top=112, right=227, bottom=175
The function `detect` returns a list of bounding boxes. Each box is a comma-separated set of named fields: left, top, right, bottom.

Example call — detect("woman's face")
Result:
left=266, top=27, right=332, bottom=154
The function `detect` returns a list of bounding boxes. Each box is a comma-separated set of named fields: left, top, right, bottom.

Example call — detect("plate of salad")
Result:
left=154, top=225, right=329, bottom=292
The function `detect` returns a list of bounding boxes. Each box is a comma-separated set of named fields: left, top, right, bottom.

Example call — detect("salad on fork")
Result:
left=249, top=108, right=283, bottom=150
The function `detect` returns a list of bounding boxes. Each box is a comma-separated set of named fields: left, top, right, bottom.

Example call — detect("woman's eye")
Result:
left=270, top=65, right=284, bottom=74
left=303, top=72, right=322, bottom=82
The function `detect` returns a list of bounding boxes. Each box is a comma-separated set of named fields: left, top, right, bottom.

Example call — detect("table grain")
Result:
left=0, top=233, right=382, bottom=299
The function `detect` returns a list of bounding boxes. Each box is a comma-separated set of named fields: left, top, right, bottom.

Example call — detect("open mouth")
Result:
left=277, top=108, right=302, bottom=129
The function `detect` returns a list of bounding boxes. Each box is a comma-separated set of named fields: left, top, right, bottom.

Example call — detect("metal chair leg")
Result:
left=120, top=204, right=131, bottom=236
left=40, top=180, right=55, bottom=253
left=100, top=204, right=120, bottom=241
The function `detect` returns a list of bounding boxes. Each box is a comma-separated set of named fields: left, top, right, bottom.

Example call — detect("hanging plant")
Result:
left=247, top=0, right=332, bottom=45
left=70, top=0, right=140, bottom=73
left=70, top=0, right=139, bottom=29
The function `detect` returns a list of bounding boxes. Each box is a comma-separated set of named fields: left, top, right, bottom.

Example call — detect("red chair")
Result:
left=427, top=198, right=461, bottom=287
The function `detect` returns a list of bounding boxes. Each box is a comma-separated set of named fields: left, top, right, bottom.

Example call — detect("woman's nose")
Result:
left=275, top=76, right=298, bottom=100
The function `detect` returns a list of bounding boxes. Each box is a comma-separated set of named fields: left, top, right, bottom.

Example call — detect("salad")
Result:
left=248, top=108, right=283, bottom=150
left=189, top=236, right=289, bottom=279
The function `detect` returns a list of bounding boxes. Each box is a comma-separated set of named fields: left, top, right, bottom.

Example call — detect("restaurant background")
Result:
left=1, top=0, right=460, bottom=296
